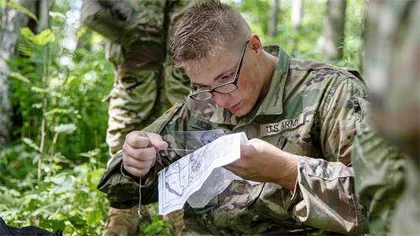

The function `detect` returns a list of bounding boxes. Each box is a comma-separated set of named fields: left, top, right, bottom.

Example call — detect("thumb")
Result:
left=147, top=133, right=168, bottom=150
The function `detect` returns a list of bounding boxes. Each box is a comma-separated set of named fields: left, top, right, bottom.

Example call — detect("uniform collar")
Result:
left=254, top=45, right=290, bottom=116
left=208, top=45, right=290, bottom=127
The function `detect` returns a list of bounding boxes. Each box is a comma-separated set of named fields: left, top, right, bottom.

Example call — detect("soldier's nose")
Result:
left=213, top=93, right=231, bottom=109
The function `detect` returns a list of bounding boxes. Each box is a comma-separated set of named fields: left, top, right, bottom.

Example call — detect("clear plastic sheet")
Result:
left=157, top=132, right=251, bottom=215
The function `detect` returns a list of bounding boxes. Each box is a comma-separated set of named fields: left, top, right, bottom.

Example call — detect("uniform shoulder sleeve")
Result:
left=292, top=70, right=369, bottom=233
left=318, top=70, right=367, bottom=164
left=143, top=102, right=186, bottom=134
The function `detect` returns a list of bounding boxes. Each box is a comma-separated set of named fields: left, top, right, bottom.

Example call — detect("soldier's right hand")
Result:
left=122, top=131, right=168, bottom=177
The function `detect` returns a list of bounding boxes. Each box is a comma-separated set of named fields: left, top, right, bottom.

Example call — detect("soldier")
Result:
left=80, top=0, right=193, bottom=235
left=98, top=0, right=370, bottom=234
left=353, top=0, right=420, bottom=235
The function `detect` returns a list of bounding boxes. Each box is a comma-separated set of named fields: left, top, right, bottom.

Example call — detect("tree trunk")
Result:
left=292, top=0, right=304, bottom=30
left=0, top=0, right=36, bottom=149
left=324, top=0, right=346, bottom=60
left=268, top=0, right=279, bottom=37
left=358, top=0, right=368, bottom=73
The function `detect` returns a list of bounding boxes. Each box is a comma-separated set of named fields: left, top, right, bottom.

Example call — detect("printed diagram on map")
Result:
left=164, top=147, right=209, bottom=197
left=158, top=132, right=248, bottom=215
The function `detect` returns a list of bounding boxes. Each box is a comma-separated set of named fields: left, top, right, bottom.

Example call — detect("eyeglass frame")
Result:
left=189, top=40, right=249, bottom=101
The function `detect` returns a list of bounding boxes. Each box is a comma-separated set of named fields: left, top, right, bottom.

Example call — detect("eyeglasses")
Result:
left=189, top=41, right=249, bottom=101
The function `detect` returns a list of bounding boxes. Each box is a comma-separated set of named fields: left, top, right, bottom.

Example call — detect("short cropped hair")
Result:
left=170, top=0, right=251, bottom=68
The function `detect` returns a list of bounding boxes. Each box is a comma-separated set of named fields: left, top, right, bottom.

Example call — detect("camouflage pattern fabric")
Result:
left=353, top=0, right=420, bottom=235
left=98, top=46, right=371, bottom=234
left=364, top=0, right=419, bottom=159
left=81, top=0, right=192, bottom=155
left=351, top=119, right=406, bottom=235
left=81, top=0, right=194, bottom=234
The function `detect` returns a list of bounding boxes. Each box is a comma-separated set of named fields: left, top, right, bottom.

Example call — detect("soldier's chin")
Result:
left=232, top=103, right=252, bottom=118
left=229, top=101, right=242, bottom=115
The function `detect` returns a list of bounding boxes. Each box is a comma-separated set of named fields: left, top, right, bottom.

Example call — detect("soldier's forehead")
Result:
left=182, top=44, right=238, bottom=71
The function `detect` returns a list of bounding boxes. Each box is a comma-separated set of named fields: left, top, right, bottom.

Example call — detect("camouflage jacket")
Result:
left=81, top=0, right=194, bottom=45
left=353, top=1, right=420, bottom=235
left=81, top=0, right=195, bottom=67
left=98, top=46, right=368, bottom=234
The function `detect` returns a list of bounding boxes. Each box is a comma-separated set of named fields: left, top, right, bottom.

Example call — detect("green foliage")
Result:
left=141, top=215, right=173, bottom=236
left=8, top=14, right=114, bottom=162
left=1, top=0, right=113, bottom=234
left=0, top=0, right=38, bottom=22
left=0, top=149, right=107, bottom=235
left=227, top=0, right=365, bottom=70
left=8, top=71, right=31, bottom=83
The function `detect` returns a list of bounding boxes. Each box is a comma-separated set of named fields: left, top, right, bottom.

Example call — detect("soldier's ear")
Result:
left=249, top=35, right=262, bottom=54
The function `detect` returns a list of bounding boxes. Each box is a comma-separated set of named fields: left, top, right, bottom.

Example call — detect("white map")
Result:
left=158, top=132, right=248, bottom=215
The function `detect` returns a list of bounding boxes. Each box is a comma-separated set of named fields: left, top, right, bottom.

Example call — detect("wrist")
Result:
left=120, top=163, right=140, bottom=182
left=120, top=163, right=156, bottom=187
left=273, top=151, right=298, bottom=191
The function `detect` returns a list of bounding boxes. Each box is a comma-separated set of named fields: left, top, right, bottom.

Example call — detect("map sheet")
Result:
left=158, top=132, right=247, bottom=215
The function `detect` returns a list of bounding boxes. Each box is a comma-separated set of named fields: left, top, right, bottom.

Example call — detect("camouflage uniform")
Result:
left=98, top=46, right=370, bottom=234
left=81, top=0, right=193, bottom=155
left=353, top=0, right=420, bottom=235
left=81, top=0, right=194, bottom=234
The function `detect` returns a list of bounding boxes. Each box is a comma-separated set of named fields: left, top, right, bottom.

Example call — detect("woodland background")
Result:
left=0, top=0, right=364, bottom=234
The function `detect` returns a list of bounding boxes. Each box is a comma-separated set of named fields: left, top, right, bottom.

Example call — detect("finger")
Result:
left=126, top=132, right=151, bottom=148
left=122, top=150, right=156, bottom=176
left=240, top=143, right=250, bottom=156
left=123, top=144, right=157, bottom=162
left=123, top=163, right=150, bottom=177
left=124, top=156, right=155, bottom=173
left=147, top=133, right=168, bottom=150
left=229, top=157, right=243, bottom=166
left=224, top=163, right=234, bottom=172
left=224, top=163, right=243, bottom=177
left=240, top=143, right=256, bottom=157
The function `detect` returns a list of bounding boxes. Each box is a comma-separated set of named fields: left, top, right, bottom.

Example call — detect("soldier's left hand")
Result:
left=224, top=138, right=298, bottom=191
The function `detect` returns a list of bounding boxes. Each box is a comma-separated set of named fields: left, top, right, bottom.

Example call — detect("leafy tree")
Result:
left=1, top=0, right=113, bottom=234
left=0, top=0, right=36, bottom=148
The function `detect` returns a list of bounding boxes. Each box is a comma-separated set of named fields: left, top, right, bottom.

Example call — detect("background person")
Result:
left=81, top=0, right=194, bottom=234
left=353, top=1, right=420, bottom=235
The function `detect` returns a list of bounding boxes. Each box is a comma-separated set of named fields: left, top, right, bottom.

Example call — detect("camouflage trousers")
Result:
left=104, top=42, right=190, bottom=234
left=106, top=62, right=189, bottom=156
left=105, top=63, right=189, bottom=234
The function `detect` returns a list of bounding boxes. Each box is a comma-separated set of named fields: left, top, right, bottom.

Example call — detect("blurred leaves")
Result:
left=54, top=124, right=77, bottom=134
left=33, top=29, right=54, bottom=46
left=22, top=137, right=40, bottom=151
left=20, top=27, right=35, bottom=39
left=1, top=0, right=112, bottom=234
left=0, top=154, right=107, bottom=235
left=20, top=27, right=54, bottom=46
left=9, top=72, right=31, bottom=83
left=49, top=11, right=65, bottom=20
left=1, top=0, right=38, bottom=22
left=226, top=0, right=364, bottom=69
